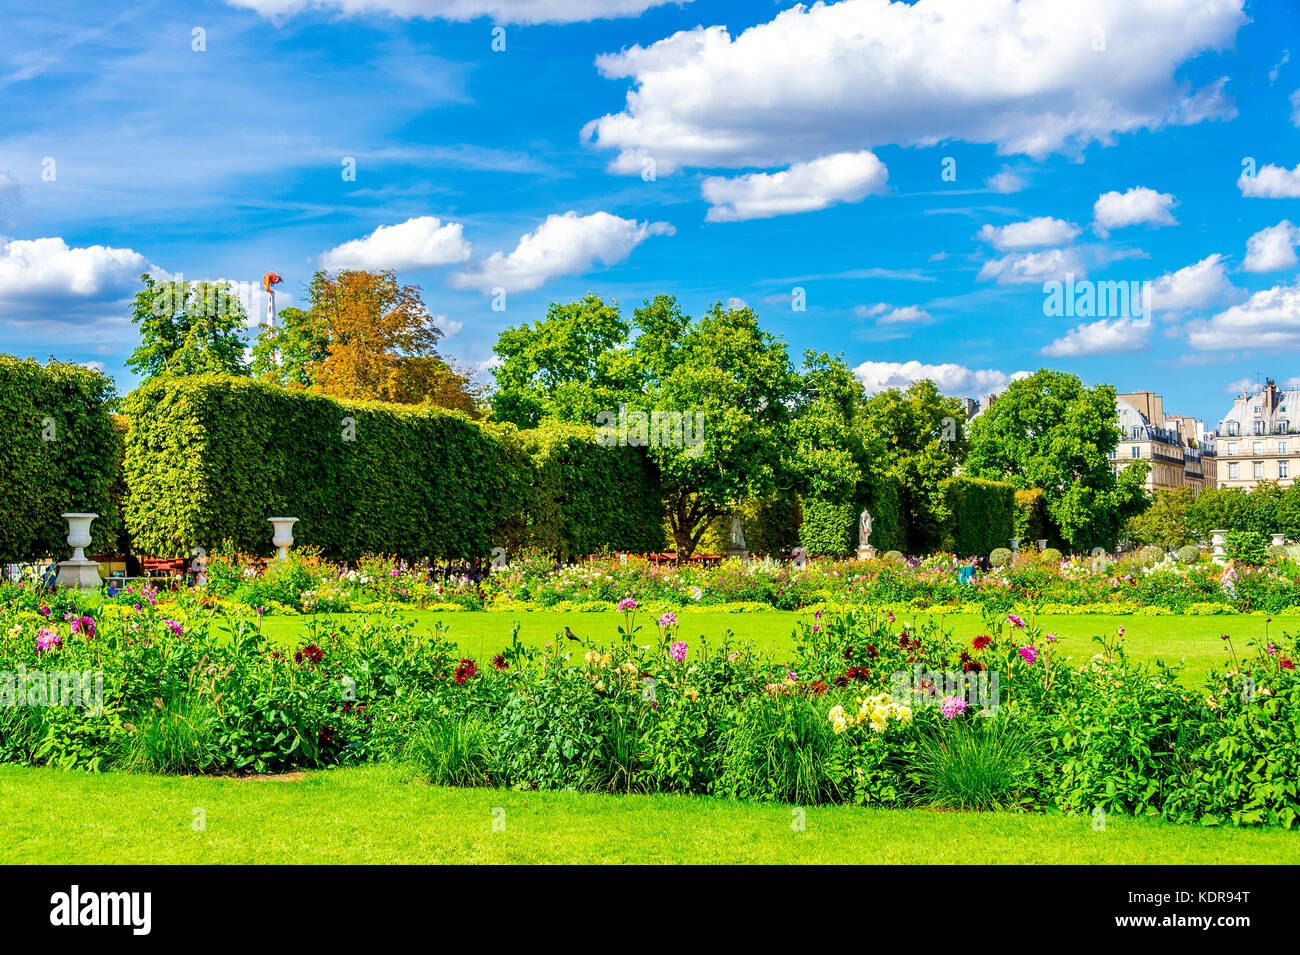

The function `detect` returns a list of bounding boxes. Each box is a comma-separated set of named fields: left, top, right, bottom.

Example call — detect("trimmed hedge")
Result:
left=799, top=471, right=906, bottom=557
left=940, top=476, right=1015, bottom=557
left=0, top=356, right=122, bottom=562
left=124, top=376, right=661, bottom=560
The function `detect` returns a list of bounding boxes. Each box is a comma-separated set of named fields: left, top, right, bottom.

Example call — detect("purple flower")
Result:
left=669, top=640, right=688, bottom=662
left=657, top=611, right=677, bottom=628
left=1018, top=645, right=1038, bottom=665
left=813, top=608, right=822, bottom=620
left=1007, top=614, right=1025, bottom=629
left=940, top=696, right=968, bottom=718
left=164, top=619, right=184, bottom=637
left=1044, top=632, right=1056, bottom=643
left=618, top=597, right=637, bottom=612
left=71, top=616, right=96, bottom=639
left=35, top=628, right=60, bottom=652
left=786, top=669, right=798, bottom=682
left=38, top=606, right=50, bottom=618
left=1267, top=643, right=1276, bottom=655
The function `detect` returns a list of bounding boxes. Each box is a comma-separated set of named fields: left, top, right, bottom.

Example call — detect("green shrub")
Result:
left=1013, top=488, right=1049, bottom=543
left=1137, top=545, right=1165, bottom=565
left=404, top=715, right=494, bottom=787
left=117, top=696, right=218, bottom=775
left=1039, top=547, right=1062, bottom=563
left=719, top=692, right=847, bottom=804
left=940, top=476, right=1015, bottom=557
left=884, top=550, right=904, bottom=562
left=989, top=547, right=1012, bottom=568
left=799, top=498, right=854, bottom=557
left=1224, top=531, right=1267, bottom=565
left=0, top=356, right=122, bottom=562
left=1175, top=545, right=1201, bottom=565
left=912, top=718, right=1038, bottom=811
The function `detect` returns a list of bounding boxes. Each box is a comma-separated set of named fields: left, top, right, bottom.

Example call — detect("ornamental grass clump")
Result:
left=404, top=715, right=494, bottom=788
left=912, top=717, right=1038, bottom=812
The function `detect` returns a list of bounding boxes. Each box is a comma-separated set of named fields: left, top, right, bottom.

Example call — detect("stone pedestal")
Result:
left=57, top=560, right=102, bottom=589
left=856, top=545, right=876, bottom=561
left=726, top=546, right=750, bottom=562
left=1271, top=533, right=1286, bottom=547
left=1210, top=529, right=1228, bottom=564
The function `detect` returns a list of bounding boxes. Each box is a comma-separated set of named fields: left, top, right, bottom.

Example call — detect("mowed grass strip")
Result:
left=253, top=610, right=1280, bottom=683
left=2, top=764, right=1295, bottom=864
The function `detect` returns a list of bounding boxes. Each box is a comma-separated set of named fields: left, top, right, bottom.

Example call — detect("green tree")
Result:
left=965, top=369, right=1148, bottom=552
left=127, top=275, right=249, bottom=379
left=861, top=380, right=966, bottom=552
left=250, top=306, right=328, bottom=388
left=489, top=294, right=802, bottom=559
left=1122, top=486, right=1196, bottom=549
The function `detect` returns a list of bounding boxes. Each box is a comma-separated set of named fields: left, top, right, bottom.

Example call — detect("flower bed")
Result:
left=0, top=594, right=1296, bottom=827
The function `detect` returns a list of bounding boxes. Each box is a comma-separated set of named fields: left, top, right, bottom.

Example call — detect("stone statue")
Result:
left=729, top=514, right=747, bottom=550
left=858, top=509, right=873, bottom=549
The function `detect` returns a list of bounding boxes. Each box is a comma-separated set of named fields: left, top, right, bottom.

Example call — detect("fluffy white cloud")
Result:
left=450, top=211, right=673, bottom=293
left=702, top=151, right=887, bottom=222
left=582, top=0, right=1244, bottom=175
left=0, top=237, right=155, bottom=309
left=985, top=169, right=1026, bottom=194
left=1186, top=281, right=1300, bottom=350
left=1041, top=317, right=1149, bottom=356
left=1092, top=186, right=1178, bottom=236
left=319, top=217, right=471, bottom=271
left=1149, top=253, right=1238, bottom=312
left=853, top=360, right=1029, bottom=397
left=977, top=247, right=1086, bottom=284
left=853, top=303, right=931, bottom=324
left=1238, top=162, right=1300, bottom=198
left=224, top=0, right=685, bottom=24
left=977, top=217, right=1081, bottom=251
left=1243, top=220, right=1300, bottom=272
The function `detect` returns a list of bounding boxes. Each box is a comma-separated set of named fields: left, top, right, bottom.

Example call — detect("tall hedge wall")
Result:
left=940, top=476, right=1016, bottom=557
left=0, top=356, right=122, bottom=562
left=123, top=376, right=662, bottom=560
left=520, top=423, right=664, bottom=561
left=799, top=472, right=906, bottom=557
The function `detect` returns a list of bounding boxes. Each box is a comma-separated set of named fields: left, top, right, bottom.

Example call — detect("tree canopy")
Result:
left=127, top=276, right=249, bottom=380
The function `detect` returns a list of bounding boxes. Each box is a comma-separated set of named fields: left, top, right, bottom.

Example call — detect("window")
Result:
left=1228, top=442, right=1238, bottom=455
left=1281, top=441, right=1289, bottom=455
left=1281, top=460, right=1290, bottom=480
left=1131, top=446, right=1141, bottom=459
left=1254, top=461, right=1265, bottom=479
left=1255, top=420, right=1265, bottom=434
left=1107, top=449, right=1117, bottom=460
left=1281, top=420, right=1289, bottom=434
left=1229, top=462, right=1239, bottom=479
left=1254, top=441, right=1264, bottom=455
left=1228, top=422, right=1239, bottom=436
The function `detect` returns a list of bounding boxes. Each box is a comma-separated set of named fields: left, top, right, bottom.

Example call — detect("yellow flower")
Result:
left=584, top=650, right=599, bottom=664
left=595, top=680, right=605, bottom=691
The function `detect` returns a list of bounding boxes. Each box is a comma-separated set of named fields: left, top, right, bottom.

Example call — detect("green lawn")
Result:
left=251, top=609, right=1280, bottom=684
left=2, top=763, right=1293, bottom=864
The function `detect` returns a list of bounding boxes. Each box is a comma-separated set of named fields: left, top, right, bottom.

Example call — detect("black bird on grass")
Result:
left=565, top=626, right=582, bottom=642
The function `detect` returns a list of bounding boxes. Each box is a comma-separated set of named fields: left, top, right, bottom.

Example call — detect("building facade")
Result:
left=1215, top=379, right=1298, bottom=489
left=1113, top=391, right=1216, bottom=493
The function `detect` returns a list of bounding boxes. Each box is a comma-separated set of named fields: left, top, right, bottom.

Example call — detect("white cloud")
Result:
left=1041, top=317, right=1149, bottom=356
left=1238, top=162, right=1300, bottom=198
left=319, top=217, right=471, bottom=271
left=582, top=0, right=1244, bottom=175
left=853, top=359, right=1029, bottom=397
left=450, top=211, right=673, bottom=294
left=440, top=318, right=464, bottom=339
left=0, top=236, right=155, bottom=309
left=224, top=0, right=686, bottom=25
left=702, top=151, right=887, bottom=222
left=977, top=217, right=1080, bottom=251
left=853, top=303, right=931, bottom=324
left=1092, top=186, right=1178, bottom=236
left=1149, top=253, right=1238, bottom=312
left=985, top=169, right=1026, bottom=194
left=1186, top=281, right=1300, bottom=350
left=977, top=247, right=1086, bottom=284
left=1243, top=221, right=1300, bottom=272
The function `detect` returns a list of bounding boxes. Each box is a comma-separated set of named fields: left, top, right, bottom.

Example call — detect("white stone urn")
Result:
left=268, top=517, right=299, bottom=560
left=57, top=512, right=101, bottom=588
left=1210, top=529, right=1228, bottom=564
left=1036, top=538, right=1048, bottom=550
left=1272, top=533, right=1286, bottom=548
left=1009, top=538, right=1020, bottom=553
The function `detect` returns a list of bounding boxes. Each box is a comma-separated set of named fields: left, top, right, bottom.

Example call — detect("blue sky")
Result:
left=3, top=0, right=1300, bottom=424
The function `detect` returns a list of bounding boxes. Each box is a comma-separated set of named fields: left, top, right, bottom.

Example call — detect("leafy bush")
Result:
left=1039, top=547, right=1062, bottom=564
left=1175, top=545, right=1201, bottom=565
left=404, top=714, right=494, bottom=787
left=940, top=476, right=1015, bottom=557
left=0, top=356, right=123, bottom=562
left=1225, top=531, right=1268, bottom=566
left=989, top=548, right=1012, bottom=568
left=912, top=718, right=1038, bottom=811
left=1137, top=545, right=1165, bottom=566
